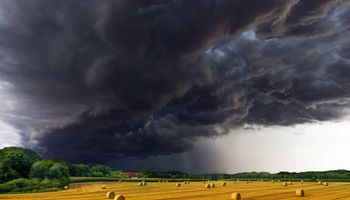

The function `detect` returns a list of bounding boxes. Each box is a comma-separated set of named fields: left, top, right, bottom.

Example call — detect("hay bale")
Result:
left=296, top=189, right=305, bottom=197
left=64, top=186, right=68, bottom=190
left=114, top=195, right=125, bottom=200
left=118, top=180, right=122, bottom=183
left=323, top=182, right=328, bottom=186
left=139, top=182, right=143, bottom=186
left=187, top=181, right=190, bottom=184
left=288, top=181, right=293, bottom=185
left=176, top=183, right=181, bottom=187
left=277, top=180, right=281, bottom=182
left=232, top=181, right=236, bottom=184
left=106, top=191, right=115, bottom=199
left=222, top=182, right=226, bottom=186
left=102, top=185, right=106, bottom=189
left=318, top=181, right=322, bottom=185
left=283, top=182, right=288, bottom=187
left=211, top=183, right=215, bottom=188
left=272, top=180, right=275, bottom=183
left=246, top=181, right=249, bottom=184
left=301, top=180, right=304, bottom=183
left=205, top=184, right=211, bottom=189
left=248, top=180, right=252, bottom=183
left=231, top=192, right=242, bottom=200
left=143, top=182, right=147, bottom=186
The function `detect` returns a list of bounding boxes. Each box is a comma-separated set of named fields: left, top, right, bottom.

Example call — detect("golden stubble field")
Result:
left=1, top=181, right=350, bottom=200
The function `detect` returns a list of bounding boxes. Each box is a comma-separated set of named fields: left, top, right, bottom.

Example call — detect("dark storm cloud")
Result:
left=0, top=0, right=350, bottom=164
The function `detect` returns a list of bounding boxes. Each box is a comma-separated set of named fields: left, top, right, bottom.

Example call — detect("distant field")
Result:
left=1, top=181, right=350, bottom=199
left=70, top=177, right=208, bottom=183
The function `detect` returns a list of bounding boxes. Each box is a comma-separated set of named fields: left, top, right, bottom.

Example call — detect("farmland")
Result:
left=1, top=181, right=350, bottom=200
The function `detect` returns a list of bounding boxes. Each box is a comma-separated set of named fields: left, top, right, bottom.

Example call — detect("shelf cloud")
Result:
left=0, top=0, right=349, bottom=164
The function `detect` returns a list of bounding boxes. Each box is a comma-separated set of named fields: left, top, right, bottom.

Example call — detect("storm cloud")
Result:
left=0, top=0, right=350, bottom=164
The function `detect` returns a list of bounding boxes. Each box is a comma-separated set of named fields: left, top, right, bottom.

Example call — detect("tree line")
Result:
left=0, top=147, right=113, bottom=193
left=139, top=169, right=350, bottom=181
left=2, top=146, right=350, bottom=193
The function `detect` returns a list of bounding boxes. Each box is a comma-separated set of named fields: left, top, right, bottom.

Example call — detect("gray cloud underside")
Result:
left=0, top=0, right=350, bottom=163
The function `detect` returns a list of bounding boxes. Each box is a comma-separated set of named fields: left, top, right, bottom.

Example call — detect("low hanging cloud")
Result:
left=0, top=0, right=350, bottom=164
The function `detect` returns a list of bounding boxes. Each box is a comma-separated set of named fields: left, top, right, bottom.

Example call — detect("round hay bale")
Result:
left=231, top=192, right=241, bottom=200
left=237, top=179, right=240, bottom=182
left=283, top=182, right=288, bottom=187
left=318, top=181, right=322, bottom=185
left=187, top=181, right=190, bottom=184
left=176, top=183, right=181, bottom=187
left=118, top=180, right=122, bottom=183
left=277, top=180, right=281, bottom=182
left=272, top=180, right=275, bottom=183
left=288, top=181, right=293, bottom=185
left=301, top=180, right=304, bottom=183
left=102, top=185, right=106, bottom=189
left=296, top=189, right=305, bottom=197
left=248, top=180, right=252, bottom=183
left=203, top=181, right=206, bottom=184
left=114, top=195, right=125, bottom=200
left=143, top=182, right=147, bottom=186
left=323, top=182, right=328, bottom=186
left=138, top=182, right=143, bottom=186
left=106, top=191, right=116, bottom=199
left=64, top=186, right=68, bottom=190
left=246, top=181, right=249, bottom=184
left=205, top=184, right=211, bottom=189
left=211, top=183, right=215, bottom=188
left=232, top=181, right=236, bottom=184
left=222, top=182, right=226, bottom=186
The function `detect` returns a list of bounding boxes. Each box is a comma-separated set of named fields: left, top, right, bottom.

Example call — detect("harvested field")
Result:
left=1, top=181, right=350, bottom=199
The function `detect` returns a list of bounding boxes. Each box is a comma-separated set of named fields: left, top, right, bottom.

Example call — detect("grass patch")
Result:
left=0, top=178, right=67, bottom=194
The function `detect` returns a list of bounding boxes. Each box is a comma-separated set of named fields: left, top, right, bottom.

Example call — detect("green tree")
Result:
left=90, top=164, right=111, bottom=177
left=29, top=160, right=51, bottom=179
left=0, top=160, right=19, bottom=183
left=69, top=164, right=91, bottom=177
left=0, top=147, right=41, bottom=183
left=30, top=159, right=69, bottom=180
left=49, top=163, right=69, bottom=180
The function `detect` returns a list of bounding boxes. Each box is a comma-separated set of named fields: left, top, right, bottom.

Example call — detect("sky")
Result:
left=1, top=0, right=350, bottom=173
left=112, top=121, right=350, bottom=173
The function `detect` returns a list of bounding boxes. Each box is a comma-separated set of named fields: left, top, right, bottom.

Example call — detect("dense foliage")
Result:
left=69, top=164, right=112, bottom=177
left=0, top=147, right=72, bottom=193
left=30, top=160, right=70, bottom=181
left=0, top=147, right=115, bottom=193
left=0, top=147, right=41, bottom=183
